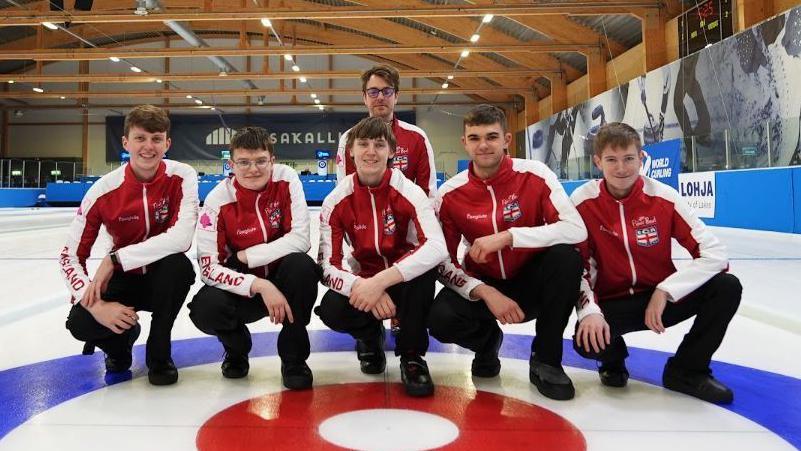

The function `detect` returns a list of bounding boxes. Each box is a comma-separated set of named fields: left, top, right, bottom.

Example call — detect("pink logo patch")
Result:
left=200, top=212, right=215, bottom=231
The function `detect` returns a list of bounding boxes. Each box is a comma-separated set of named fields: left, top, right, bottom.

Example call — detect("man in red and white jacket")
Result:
left=336, top=64, right=437, bottom=197
left=188, top=127, right=318, bottom=390
left=318, top=117, right=447, bottom=397
left=60, top=105, right=197, bottom=386
left=571, top=122, right=741, bottom=404
left=429, top=105, right=587, bottom=401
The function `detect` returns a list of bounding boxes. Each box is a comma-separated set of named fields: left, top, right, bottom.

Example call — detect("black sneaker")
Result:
left=221, top=350, right=249, bottom=379
left=529, top=354, right=575, bottom=401
left=148, top=358, right=179, bottom=386
left=105, top=323, right=141, bottom=373
left=599, top=360, right=629, bottom=388
left=281, top=361, right=313, bottom=390
left=356, top=324, right=386, bottom=375
left=663, top=360, right=733, bottom=404
left=472, top=328, right=503, bottom=378
left=400, top=355, right=434, bottom=397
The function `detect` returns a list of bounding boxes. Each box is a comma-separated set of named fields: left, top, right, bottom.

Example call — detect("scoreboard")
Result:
left=679, top=0, right=734, bottom=57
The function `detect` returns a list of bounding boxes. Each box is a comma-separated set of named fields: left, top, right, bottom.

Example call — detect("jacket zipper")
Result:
left=618, top=202, right=637, bottom=294
left=255, top=193, right=268, bottom=242
left=486, top=185, right=507, bottom=279
left=141, top=186, right=150, bottom=274
left=369, top=191, right=389, bottom=269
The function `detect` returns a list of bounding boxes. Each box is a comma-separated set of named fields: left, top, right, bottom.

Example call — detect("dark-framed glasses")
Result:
left=365, top=87, right=396, bottom=98
left=233, top=158, right=271, bottom=169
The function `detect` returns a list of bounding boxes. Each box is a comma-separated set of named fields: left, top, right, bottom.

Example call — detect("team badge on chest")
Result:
left=393, top=154, right=409, bottom=171
left=265, top=202, right=282, bottom=229
left=502, top=199, right=522, bottom=222
left=153, top=198, right=169, bottom=224
left=383, top=206, right=396, bottom=235
left=635, top=226, right=659, bottom=247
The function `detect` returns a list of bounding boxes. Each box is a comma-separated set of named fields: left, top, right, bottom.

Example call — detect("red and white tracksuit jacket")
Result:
left=196, top=164, right=311, bottom=297
left=59, top=160, right=199, bottom=302
left=436, top=156, right=587, bottom=301
left=319, top=168, right=447, bottom=297
left=570, top=176, right=728, bottom=321
left=336, top=115, right=437, bottom=197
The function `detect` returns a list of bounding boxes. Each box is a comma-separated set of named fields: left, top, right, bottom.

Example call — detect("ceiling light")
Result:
left=482, top=14, right=494, bottom=23
left=314, top=99, right=320, bottom=104
left=260, top=18, right=272, bottom=27
left=257, top=99, right=264, bottom=106
left=317, top=105, right=325, bottom=110
left=441, top=82, right=449, bottom=89
left=310, top=93, right=317, bottom=99
left=447, top=75, right=454, bottom=80
left=186, top=94, right=193, bottom=99
left=470, top=34, right=480, bottom=43
left=460, top=49, right=470, bottom=58
left=299, top=76, right=307, bottom=83
left=32, top=87, right=44, bottom=93
left=291, top=65, right=300, bottom=72
left=194, top=99, right=203, bottom=105
left=130, top=66, right=142, bottom=73
left=210, top=107, right=216, bottom=111
left=219, top=70, right=228, bottom=77
left=284, top=54, right=293, bottom=61
left=109, top=56, right=121, bottom=62
left=42, top=22, right=58, bottom=30
left=59, top=96, right=66, bottom=99
left=7, top=80, right=14, bottom=84
left=155, top=79, right=162, bottom=83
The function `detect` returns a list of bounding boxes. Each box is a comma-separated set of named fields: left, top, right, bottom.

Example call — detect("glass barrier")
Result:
left=0, top=159, right=80, bottom=188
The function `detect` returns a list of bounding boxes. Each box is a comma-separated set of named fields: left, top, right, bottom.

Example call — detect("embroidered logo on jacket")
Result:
left=199, top=212, right=216, bottom=231
left=502, top=200, right=522, bottom=222
left=393, top=154, right=409, bottom=171
left=383, top=206, right=396, bottom=235
left=632, top=215, right=657, bottom=227
left=635, top=226, right=659, bottom=247
left=268, top=207, right=282, bottom=229
left=153, top=198, right=170, bottom=224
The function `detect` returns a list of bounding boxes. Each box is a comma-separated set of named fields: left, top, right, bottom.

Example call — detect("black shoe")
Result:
left=400, top=355, right=434, bottom=397
left=599, top=360, right=629, bottom=388
left=472, top=329, right=502, bottom=378
left=529, top=354, right=575, bottom=401
left=356, top=324, right=386, bottom=375
left=663, top=360, right=733, bottom=404
left=282, top=361, right=313, bottom=390
left=104, top=323, right=141, bottom=373
left=148, top=358, right=179, bottom=386
left=221, top=350, right=249, bottom=379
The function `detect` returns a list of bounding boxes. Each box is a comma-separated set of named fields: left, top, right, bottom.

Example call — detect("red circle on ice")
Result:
left=197, top=383, right=586, bottom=450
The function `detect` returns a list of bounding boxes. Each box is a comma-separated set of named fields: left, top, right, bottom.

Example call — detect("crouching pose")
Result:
left=429, top=105, right=587, bottom=401
left=571, top=122, right=741, bottom=404
left=61, top=105, right=197, bottom=385
left=317, top=117, right=447, bottom=397
left=189, top=126, right=318, bottom=390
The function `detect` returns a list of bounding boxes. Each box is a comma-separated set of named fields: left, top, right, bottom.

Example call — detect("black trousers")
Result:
left=573, top=272, right=742, bottom=372
left=188, top=252, right=319, bottom=364
left=428, top=244, right=583, bottom=367
left=65, top=253, right=195, bottom=364
left=316, top=269, right=437, bottom=356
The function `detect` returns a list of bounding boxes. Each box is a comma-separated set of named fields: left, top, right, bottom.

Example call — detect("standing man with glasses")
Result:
left=336, top=64, right=437, bottom=197
left=188, top=126, right=319, bottom=390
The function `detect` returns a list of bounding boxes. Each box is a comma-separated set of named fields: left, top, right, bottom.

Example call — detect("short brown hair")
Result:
left=230, top=126, right=274, bottom=157
left=124, top=104, right=170, bottom=137
left=361, top=64, right=400, bottom=93
left=346, top=117, right=397, bottom=154
left=464, top=104, right=507, bottom=133
left=593, top=122, right=642, bottom=157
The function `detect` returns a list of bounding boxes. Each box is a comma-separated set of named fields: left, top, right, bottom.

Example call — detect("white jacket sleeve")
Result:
left=318, top=197, right=359, bottom=297
left=116, top=165, right=199, bottom=271
left=196, top=204, right=257, bottom=297
left=435, top=189, right=484, bottom=301
left=245, top=173, right=311, bottom=267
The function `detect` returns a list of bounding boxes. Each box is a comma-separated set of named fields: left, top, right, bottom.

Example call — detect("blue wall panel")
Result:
left=703, top=169, right=795, bottom=233
left=793, top=168, right=801, bottom=234
left=0, top=189, right=45, bottom=207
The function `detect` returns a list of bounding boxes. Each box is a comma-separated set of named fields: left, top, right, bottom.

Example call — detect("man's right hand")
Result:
left=471, top=284, right=524, bottom=325
left=86, top=301, right=138, bottom=334
left=252, top=279, right=294, bottom=325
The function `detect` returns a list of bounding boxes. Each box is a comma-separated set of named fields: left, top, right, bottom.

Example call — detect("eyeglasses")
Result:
left=364, top=87, right=396, bottom=98
left=233, top=158, right=271, bottom=169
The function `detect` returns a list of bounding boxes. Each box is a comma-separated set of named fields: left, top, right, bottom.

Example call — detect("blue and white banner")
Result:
left=679, top=171, right=716, bottom=218
left=641, top=139, right=681, bottom=189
